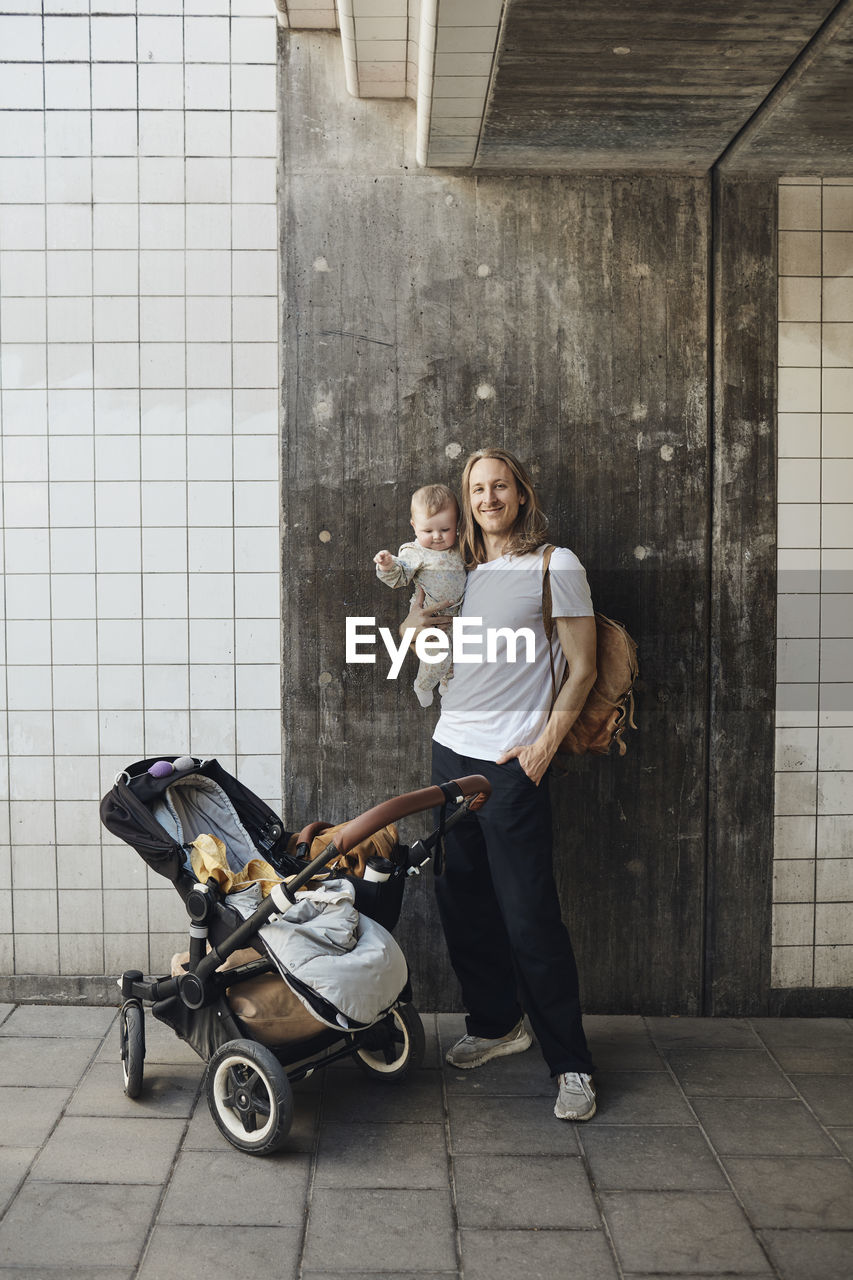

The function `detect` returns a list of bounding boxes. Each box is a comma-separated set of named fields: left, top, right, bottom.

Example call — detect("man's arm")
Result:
left=497, top=615, right=597, bottom=786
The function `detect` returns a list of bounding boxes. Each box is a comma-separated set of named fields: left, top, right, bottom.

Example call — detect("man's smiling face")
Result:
left=468, top=457, right=525, bottom=539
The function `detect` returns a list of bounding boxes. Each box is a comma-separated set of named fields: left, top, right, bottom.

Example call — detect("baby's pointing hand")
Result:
left=374, top=550, right=394, bottom=569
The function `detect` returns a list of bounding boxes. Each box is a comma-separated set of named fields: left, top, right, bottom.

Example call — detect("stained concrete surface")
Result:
left=0, top=1004, right=851, bottom=1278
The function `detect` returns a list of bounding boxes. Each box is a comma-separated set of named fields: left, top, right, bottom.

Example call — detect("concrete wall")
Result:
left=707, top=175, right=778, bottom=1016
left=281, top=33, right=712, bottom=1013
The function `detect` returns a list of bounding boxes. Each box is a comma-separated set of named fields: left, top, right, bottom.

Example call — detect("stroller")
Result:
left=100, top=756, right=490, bottom=1155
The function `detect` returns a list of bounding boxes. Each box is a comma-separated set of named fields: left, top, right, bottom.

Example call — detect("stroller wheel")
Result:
left=119, top=1000, right=145, bottom=1099
left=206, top=1039, right=293, bottom=1156
left=355, top=1003, right=425, bottom=1083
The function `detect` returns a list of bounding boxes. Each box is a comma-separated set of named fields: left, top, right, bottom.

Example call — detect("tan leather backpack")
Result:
left=541, top=545, right=639, bottom=757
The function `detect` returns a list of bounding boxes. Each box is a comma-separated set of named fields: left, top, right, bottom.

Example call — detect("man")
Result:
left=405, top=447, right=598, bottom=1121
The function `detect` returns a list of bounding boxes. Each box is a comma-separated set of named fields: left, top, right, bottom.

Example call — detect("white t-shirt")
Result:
left=433, top=544, right=594, bottom=761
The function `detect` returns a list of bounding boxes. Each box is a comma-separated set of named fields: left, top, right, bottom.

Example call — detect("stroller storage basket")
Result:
left=102, top=757, right=491, bottom=1155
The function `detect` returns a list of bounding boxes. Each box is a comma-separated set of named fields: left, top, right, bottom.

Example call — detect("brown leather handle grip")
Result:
left=334, top=774, right=491, bottom=857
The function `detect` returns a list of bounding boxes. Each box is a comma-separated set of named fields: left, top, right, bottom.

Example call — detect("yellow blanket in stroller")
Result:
left=189, top=832, right=283, bottom=897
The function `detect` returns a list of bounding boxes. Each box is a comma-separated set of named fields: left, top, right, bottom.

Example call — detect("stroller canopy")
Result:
left=100, top=757, right=289, bottom=887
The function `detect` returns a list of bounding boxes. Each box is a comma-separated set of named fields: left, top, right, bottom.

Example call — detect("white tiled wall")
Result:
left=773, top=177, right=853, bottom=989
left=0, top=0, right=281, bottom=979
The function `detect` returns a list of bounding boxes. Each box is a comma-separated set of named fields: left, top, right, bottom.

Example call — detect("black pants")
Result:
left=432, top=740, right=593, bottom=1076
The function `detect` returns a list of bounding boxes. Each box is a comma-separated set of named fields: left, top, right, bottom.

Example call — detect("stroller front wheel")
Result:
left=119, top=1000, right=145, bottom=1099
left=354, top=1003, right=425, bottom=1082
left=206, top=1039, right=293, bottom=1156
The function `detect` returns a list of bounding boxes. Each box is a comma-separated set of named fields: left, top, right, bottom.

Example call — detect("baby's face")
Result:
left=411, top=502, right=458, bottom=551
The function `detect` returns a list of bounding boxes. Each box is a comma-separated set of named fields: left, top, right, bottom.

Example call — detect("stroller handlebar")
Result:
left=331, top=774, right=491, bottom=857
left=187, top=775, right=492, bottom=987
left=291, top=820, right=333, bottom=849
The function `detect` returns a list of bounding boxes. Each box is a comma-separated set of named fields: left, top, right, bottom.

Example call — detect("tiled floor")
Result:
left=0, top=1004, right=851, bottom=1278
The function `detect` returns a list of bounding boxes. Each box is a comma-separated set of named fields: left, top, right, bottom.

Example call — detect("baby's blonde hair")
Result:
left=411, top=483, right=458, bottom=519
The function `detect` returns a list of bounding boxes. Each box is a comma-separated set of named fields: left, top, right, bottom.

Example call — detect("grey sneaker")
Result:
left=554, top=1072, right=596, bottom=1121
left=445, top=1019, right=532, bottom=1069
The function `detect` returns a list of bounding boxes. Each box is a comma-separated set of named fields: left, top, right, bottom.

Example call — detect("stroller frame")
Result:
left=103, top=759, right=490, bottom=1155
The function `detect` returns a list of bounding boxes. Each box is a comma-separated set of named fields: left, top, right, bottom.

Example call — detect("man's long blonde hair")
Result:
left=458, top=447, right=549, bottom=568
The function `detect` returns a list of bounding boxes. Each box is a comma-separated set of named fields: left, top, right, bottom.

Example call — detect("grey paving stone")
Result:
left=0, top=1005, right=14, bottom=1027
left=159, top=1148, right=310, bottom=1225
left=30, top=1115, right=186, bottom=1184
left=665, top=1048, right=794, bottom=1098
left=448, top=1094, right=580, bottom=1155
left=601, top=1190, right=771, bottom=1274
left=758, top=1043, right=853, bottom=1074
left=303, top=1188, right=456, bottom=1271
left=790, top=1074, right=853, bottom=1126
left=591, top=1070, right=695, bottom=1124
left=724, top=1156, right=853, bottom=1229
left=453, top=1153, right=599, bottom=1229
left=320, top=1067, right=444, bottom=1123
left=0, top=1035, right=101, bottom=1087
left=692, top=1096, right=837, bottom=1157
left=584, top=1014, right=665, bottom=1070
left=760, top=1228, right=853, bottom=1280
left=753, top=1017, right=853, bottom=1049
left=442, top=1053, right=553, bottom=1096
left=580, top=1124, right=728, bottom=1191
left=622, top=1274, right=774, bottom=1279
left=827, top=1126, right=853, bottom=1159
left=303, top=1274, right=454, bottom=1280
left=645, top=1017, right=762, bottom=1050
left=768, top=1044, right=853, bottom=1075
left=139, top=1224, right=302, bottom=1280
left=314, top=1120, right=447, bottom=1188
left=181, top=1091, right=227, bottom=1150
left=66, top=1061, right=201, bottom=1118
left=24, top=1272, right=135, bottom=1279
left=0, top=1181, right=160, bottom=1269
left=752, top=1014, right=853, bottom=1074
left=0, top=1085, right=70, bottom=1146
left=462, top=1226, right=617, bottom=1280
left=183, top=1087, right=320, bottom=1153
left=0, top=1147, right=37, bottom=1214
left=0, top=1004, right=116, bottom=1038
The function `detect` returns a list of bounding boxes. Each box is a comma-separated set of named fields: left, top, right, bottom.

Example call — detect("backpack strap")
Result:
left=541, top=544, right=558, bottom=707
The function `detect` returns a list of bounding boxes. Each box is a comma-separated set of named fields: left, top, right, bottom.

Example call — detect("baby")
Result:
left=374, top=483, right=467, bottom=708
